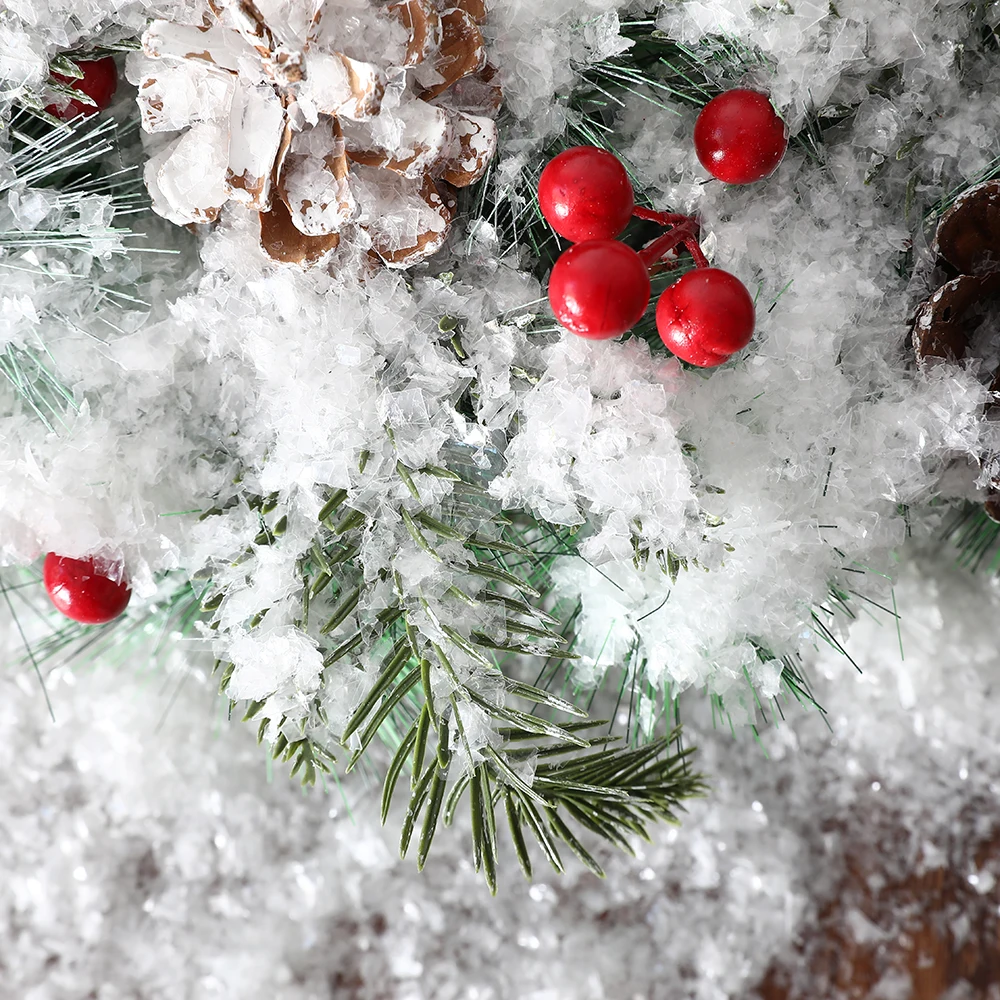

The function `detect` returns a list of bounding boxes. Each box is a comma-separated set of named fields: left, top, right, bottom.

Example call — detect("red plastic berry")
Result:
left=656, top=268, right=755, bottom=367
left=549, top=240, right=651, bottom=339
left=693, top=89, right=788, bottom=185
left=538, top=146, right=635, bottom=243
left=45, top=57, right=119, bottom=121
left=43, top=553, right=131, bottom=624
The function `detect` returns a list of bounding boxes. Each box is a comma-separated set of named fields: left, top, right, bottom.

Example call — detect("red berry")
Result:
left=549, top=240, right=651, bottom=339
left=656, top=268, right=755, bottom=367
left=538, top=146, right=635, bottom=243
left=693, top=89, right=788, bottom=185
left=43, top=553, right=131, bottom=625
left=45, top=57, right=119, bottom=121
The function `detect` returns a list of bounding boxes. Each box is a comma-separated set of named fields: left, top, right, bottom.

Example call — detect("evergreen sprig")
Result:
left=9, top=565, right=202, bottom=678
left=0, top=108, right=154, bottom=424
left=2, top=110, right=147, bottom=239
left=943, top=503, right=1000, bottom=574
left=202, top=442, right=704, bottom=890
left=0, top=343, right=78, bottom=432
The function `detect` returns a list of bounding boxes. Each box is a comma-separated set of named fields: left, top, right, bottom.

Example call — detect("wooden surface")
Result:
left=752, top=803, right=1000, bottom=999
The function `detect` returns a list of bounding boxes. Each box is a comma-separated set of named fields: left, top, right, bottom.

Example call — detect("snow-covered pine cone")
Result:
left=128, top=0, right=501, bottom=267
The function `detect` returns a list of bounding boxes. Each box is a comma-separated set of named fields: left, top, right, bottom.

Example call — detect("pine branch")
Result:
left=3, top=110, right=147, bottom=219
left=0, top=343, right=78, bottom=431
left=199, top=437, right=706, bottom=888
left=0, top=106, right=172, bottom=424
left=943, top=502, right=1000, bottom=573
left=11, top=566, right=202, bottom=672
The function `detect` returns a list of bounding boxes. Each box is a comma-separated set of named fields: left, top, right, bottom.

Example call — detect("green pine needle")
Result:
left=0, top=109, right=162, bottom=423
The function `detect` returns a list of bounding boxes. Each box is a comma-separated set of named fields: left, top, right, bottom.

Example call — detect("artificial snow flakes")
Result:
left=10, top=0, right=1000, bottom=910
left=144, top=121, right=231, bottom=225
left=128, top=0, right=501, bottom=268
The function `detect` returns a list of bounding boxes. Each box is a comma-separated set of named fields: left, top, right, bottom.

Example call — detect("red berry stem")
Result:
left=632, top=206, right=692, bottom=228
left=684, top=236, right=710, bottom=270
left=635, top=214, right=710, bottom=272
left=638, top=221, right=701, bottom=270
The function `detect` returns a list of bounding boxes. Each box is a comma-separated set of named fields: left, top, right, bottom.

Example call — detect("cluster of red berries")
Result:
left=44, top=56, right=118, bottom=121
left=538, top=88, right=788, bottom=368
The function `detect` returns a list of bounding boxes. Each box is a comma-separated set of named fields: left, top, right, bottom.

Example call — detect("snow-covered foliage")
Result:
left=1, top=0, right=998, bottom=768
left=3, top=552, right=999, bottom=998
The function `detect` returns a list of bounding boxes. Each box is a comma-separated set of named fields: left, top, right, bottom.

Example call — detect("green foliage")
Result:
left=943, top=503, right=1000, bottom=574
left=198, top=417, right=860, bottom=888
left=5, top=565, right=202, bottom=732
left=0, top=343, right=78, bottom=432
left=0, top=107, right=154, bottom=424
left=2, top=110, right=147, bottom=234
left=201, top=439, right=704, bottom=891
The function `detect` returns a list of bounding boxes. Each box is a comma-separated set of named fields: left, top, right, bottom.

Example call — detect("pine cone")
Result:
left=129, top=0, right=501, bottom=267
left=912, top=179, right=1000, bottom=520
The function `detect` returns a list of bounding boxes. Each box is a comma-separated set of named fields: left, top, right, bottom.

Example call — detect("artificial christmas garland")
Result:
left=2, top=0, right=998, bottom=893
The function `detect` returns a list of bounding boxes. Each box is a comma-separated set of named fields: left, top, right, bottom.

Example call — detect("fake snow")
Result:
left=1, top=0, right=1000, bottom=987
left=1, top=551, right=998, bottom=998
left=1, top=0, right=997, bottom=748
